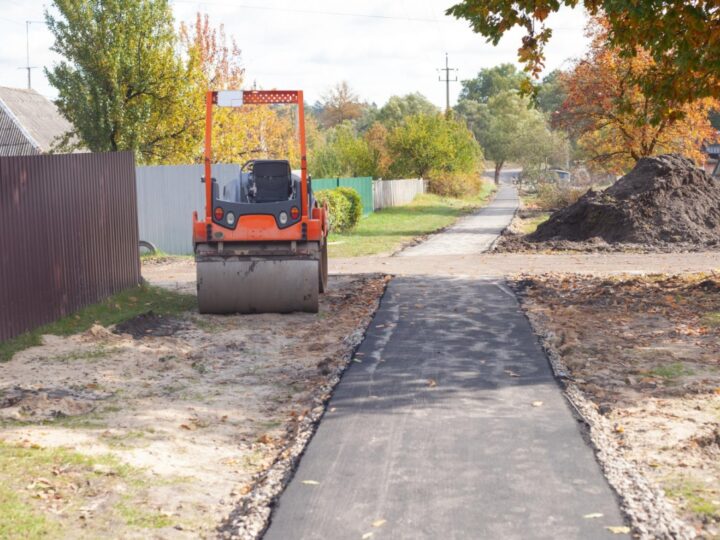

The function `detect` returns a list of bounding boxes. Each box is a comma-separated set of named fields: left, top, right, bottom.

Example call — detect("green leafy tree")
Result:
left=312, top=123, right=376, bottom=178
left=535, top=70, right=567, bottom=114
left=459, top=64, right=525, bottom=103
left=446, top=0, right=720, bottom=105
left=377, top=93, right=439, bottom=128
left=387, top=113, right=482, bottom=178
left=46, top=0, right=199, bottom=163
left=456, top=91, right=555, bottom=183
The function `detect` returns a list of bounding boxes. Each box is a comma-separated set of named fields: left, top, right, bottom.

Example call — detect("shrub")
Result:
left=315, top=189, right=352, bottom=232
left=534, top=183, right=585, bottom=211
left=335, top=187, right=363, bottom=228
left=426, top=170, right=484, bottom=198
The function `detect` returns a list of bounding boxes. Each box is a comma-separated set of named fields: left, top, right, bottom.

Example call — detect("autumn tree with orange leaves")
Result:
left=178, top=13, right=299, bottom=165
left=554, top=19, right=718, bottom=174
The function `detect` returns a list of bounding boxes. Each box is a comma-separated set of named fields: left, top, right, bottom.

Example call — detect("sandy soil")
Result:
left=0, top=266, right=387, bottom=538
left=514, top=274, right=720, bottom=538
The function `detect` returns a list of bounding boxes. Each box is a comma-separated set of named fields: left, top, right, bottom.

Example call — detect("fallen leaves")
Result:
left=583, top=512, right=604, bottom=519
left=427, top=379, right=437, bottom=388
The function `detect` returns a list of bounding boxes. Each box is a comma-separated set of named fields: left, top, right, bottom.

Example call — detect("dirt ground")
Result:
left=0, top=263, right=387, bottom=538
left=514, top=273, right=720, bottom=538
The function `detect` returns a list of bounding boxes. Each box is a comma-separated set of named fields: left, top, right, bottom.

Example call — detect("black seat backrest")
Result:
left=252, top=160, right=292, bottom=203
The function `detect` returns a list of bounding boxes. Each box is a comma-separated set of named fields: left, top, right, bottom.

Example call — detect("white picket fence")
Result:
left=373, top=178, right=425, bottom=210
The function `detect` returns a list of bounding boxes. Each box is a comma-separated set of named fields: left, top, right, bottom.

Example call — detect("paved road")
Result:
left=264, top=178, right=627, bottom=539
left=400, top=178, right=519, bottom=257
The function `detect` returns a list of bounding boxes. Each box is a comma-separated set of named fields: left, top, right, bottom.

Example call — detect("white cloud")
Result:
left=0, top=0, right=589, bottom=107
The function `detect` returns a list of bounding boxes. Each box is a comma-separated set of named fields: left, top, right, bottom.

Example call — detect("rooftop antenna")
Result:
left=20, top=20, right=44, bottom=90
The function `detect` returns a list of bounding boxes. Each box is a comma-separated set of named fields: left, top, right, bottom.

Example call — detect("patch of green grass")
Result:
left=0, top=285, right=195, bottom=363
left=650, top=362, right=695, bottom=380
left=328, top=184, right=496, bottom=258
left=140, top=251, right=193, bottom=263
left=0, top=441, right=154, bottom=538
left=702, top=312, right=720, bottom=327
left=519, top=212, right=551, bottom=235
left=116, top=500, right=172, bottom=529
left=665, top=477, right=720, bottom=518
left=0, top=488, right=57, bottom=540
left=192, top=317, right=224, bottom=334
left=52, top=347, right=115, bottom=362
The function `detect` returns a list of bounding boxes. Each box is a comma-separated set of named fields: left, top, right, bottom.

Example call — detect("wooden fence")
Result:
left=0, top=152, right=141, bottom=342
left=373, top=178, right=426, bottom=210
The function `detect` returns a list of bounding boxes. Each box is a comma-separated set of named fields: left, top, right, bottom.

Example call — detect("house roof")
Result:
left=0, top=86, right=73, bottom=155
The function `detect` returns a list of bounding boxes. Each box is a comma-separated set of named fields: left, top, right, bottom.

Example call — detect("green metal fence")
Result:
left=312, top=177, right=374, bottom=216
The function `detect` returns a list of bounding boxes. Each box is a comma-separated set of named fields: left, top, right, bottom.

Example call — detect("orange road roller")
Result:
left=192, top=90, right=329, bottom=313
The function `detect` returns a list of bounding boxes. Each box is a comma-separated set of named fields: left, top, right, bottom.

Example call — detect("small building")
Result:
left=0, top=86, right=73, bottom=156
left=703, top=142, right=720, bottom=176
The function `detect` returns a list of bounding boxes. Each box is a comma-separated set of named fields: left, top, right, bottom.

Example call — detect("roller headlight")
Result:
left=226, top=212, right=235, bottom=226
left=279, top=211, right=288, bottom=225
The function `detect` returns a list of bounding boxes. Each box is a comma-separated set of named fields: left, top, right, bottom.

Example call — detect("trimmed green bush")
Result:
left=315, top=189, right=351, bottom=232
left=336, top=187, right=363, bottom=229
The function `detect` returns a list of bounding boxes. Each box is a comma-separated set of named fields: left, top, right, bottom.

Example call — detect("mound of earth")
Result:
left=530, top=154, right=720, bottom=248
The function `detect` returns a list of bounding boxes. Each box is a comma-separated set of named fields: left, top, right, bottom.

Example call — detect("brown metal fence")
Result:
left=0, top=151, right=141, bottom=342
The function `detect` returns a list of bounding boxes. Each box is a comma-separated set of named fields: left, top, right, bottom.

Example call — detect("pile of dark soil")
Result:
left=528, top=154, right=720, bottom=250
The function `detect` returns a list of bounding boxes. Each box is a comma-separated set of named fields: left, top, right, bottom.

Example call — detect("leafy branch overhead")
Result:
left=446, top=0, right=720, bottom=104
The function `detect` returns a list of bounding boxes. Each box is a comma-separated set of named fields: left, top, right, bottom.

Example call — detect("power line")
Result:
left=169, top=0, right=438, bottom=22
left=437, top=52, right=457, bottom=113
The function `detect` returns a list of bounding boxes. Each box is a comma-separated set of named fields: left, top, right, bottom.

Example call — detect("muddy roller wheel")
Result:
left=319, top=240, right=328, bottom=294
left=196, top=256, right=320, bottom=314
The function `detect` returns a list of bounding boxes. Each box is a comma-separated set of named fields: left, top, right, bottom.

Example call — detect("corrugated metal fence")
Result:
left=0, top=152, right=141, bottom=342
left=136, top=168, right=375, bottom=254
left=311, top=177, right=374, bottom=216
left=136, top=164, right=239, bottom=255
left=373, top=178, right=426, bottom=210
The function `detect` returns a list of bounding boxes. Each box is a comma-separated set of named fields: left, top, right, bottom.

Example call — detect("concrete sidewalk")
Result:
left=400, top=180, right=519, bottom=257
left=264, top=180, right=628, bottom=539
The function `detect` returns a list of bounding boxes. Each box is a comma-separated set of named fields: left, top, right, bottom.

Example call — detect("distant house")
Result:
left=0, top=86, right=73, bottom=156
left=703, top=142, right=720, bottom=176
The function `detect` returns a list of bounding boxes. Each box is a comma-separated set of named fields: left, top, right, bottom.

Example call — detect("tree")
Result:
left=456, top=91, right=552, bottom=184
left=319, top=81, right=365, bottom=128
left=46, top=0, right=199, bottom=163
left=459, top=64, right=525, bottom=103
left=555, top=19, right=718, bottom=174
left=446, top=0, right=720, bottom=105
left=364, top=122, right=392, bottom=178
left=535, top=70, right=566, bottom=115
left=376, top=93, right=439, bottom=127
left=180, top=14, right=299, bottom=166
left=311, top=122, right=376, bottom=178
left=387, top=113, right=482, bottom=178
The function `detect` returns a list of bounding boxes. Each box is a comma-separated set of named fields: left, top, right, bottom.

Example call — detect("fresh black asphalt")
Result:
left=264, top=180, right=628, bottom=539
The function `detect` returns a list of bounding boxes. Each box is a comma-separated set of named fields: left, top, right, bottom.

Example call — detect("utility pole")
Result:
left=437, top=52, right=458, bottom=114
left=21, top=20, right=44, bottom=90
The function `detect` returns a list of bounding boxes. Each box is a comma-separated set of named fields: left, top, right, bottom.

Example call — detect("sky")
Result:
left=0, top=0, right=589, bottom=109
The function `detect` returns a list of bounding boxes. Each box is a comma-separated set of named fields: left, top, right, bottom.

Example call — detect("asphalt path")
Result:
left=264, top=176, right=628, bottom=539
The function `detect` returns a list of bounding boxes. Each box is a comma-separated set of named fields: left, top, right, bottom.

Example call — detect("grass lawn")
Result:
left=328, top=184, right=496, bottom=258
left=0, top=442, right=169, bottom=539
left=518, top=212, right=551, bottom=235
left=0, top=285, right=195, bottom=362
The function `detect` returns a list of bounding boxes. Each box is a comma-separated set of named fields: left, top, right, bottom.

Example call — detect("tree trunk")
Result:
left=494, top=161, right=504, bottom=185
